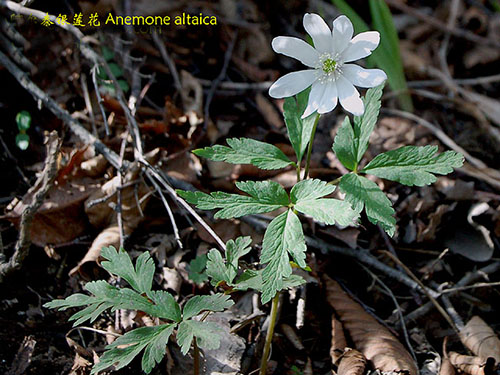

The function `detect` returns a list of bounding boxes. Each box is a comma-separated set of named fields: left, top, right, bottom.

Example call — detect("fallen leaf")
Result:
left=449, top=352, right=496, bottom=375
left=337, top=349, right=367, bottom=375
left=330, top=316, right=347, bottom=364
left=324, top=276, right=418, bottom=375
left=459, top=316, right=500, bottom=362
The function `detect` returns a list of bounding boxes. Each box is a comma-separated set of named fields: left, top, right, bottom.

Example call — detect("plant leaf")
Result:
left=283, top=88, right=318, bottom=163
left=362, top=145, right=464, bottom=186
left=91, top=324, right=175, bottom=374
left=295, top=199, right=359, bottom=226
left=100, top=246, right=155, bottom=294
left=339, top=173, right=396, bottom=236
left=290, top=179, right=336, bottom=202
left=206, top=236, right=252, bottom=287
left=177, top=180, right=289, bottom=219
left=193, top=137, right=293, bottom=170
left=182, top=294, right=234, bottom=320
left=145, top=290, right=182, bottom=323
left=260, top=210, right=307, bottom=303
left=188, top=254, right=208, bottom=284
left=16, top=110, right=31, bottom=131
left=176, top=320, right=222, bottom=355
left=332, top=85, right=383, bottom=171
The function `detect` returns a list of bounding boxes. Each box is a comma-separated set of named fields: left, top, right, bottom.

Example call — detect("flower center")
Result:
left=322, top=58, right=337, bottom=74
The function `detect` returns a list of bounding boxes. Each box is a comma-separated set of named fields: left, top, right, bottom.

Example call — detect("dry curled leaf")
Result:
left=324, top=276, right=418, bottom=375
left=337, top=349, right=367, bottom=375
left=441, top=337, right=456, bottom=375
left=449, top=352, right=496, bottom=375
left=460, top=316, right=500, bottom=362
left=331, top=316, right=348, bottom=364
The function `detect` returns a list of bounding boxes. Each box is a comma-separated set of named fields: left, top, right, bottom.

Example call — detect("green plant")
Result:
left=97, top=46, right=130, bottom=95
left=178, top=84, right=463, bottom=374
left=44, top=247, right=233, bottom=374
left=15, top=110, right=31, bottom=150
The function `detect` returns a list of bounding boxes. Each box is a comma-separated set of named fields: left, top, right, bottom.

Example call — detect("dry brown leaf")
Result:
left=255, top=92, right=283, bottom=129
left=441, top=337, right=456, bottom=375
left=80, top=154, right=108, bottom=178
left=337, top=349, right=367, bottom=375
left=449, top=352, right=496, bottom=375
left=460, top=316, right=500, bottom=362
left=331, top=316, right=347, bottom=364
left=4, top=177, right=99, bottom=246
left=324, top=276, right=418, bottom=375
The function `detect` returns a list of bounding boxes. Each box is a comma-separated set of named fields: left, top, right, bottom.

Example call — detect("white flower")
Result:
left=269, top=13, right=387, bottom=117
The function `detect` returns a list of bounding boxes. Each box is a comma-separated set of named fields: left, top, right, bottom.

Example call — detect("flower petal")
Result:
left=302, top=81, right=327, bottom=118
left=269, top=70, right=317, bottom=99
left=303, top=13, right=332, bottom=54
left=336, top=75, right=364, bottom=116
left=341, top=64, right=387, bottom=88
left=341, top=31, right=380, bottom=62
left=272, top=36, right=320, bottom=68
left=332, top=15, right=354, bottom=56
left=318, top=82, right=338, bottom=114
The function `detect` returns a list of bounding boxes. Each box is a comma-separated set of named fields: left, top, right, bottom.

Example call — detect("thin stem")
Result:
left=327, top=176, right=342, bottom=185
left=193, top=337, right=200, bottom=375
left=259, top=292, right=280, bottom=375
left=303, top=113, right=320, bottom=179
left=296, top=164, right=301, bottom=182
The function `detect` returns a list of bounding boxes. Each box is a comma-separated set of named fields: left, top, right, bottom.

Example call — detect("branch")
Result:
left=0, top=131, right=61, bottom=282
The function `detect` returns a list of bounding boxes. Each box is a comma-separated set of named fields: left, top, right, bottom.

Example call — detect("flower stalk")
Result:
left=259, top=292, right=280, bottom=375
left=304, top=113, right=320, bottom=179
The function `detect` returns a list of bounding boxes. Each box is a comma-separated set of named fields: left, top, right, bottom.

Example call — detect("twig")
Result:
left=144, top=171, right=183, bottom=249
left=438, top=0, right=461, bottom=79
left=151, top=31, right=182, bottom=94
left=203, top=31, right=238, bottom=132
left=0, top=131, right=61, bottom=282
left=90, top=65, right=110, bottom=136
left=116, top=136, right=127, bottom=249
left=360, top=264, right=417, bottom=363
left=384, top=0, right=500, bottom=48
left=381, top=251, right=459, bottom=334
left=441, top=280, right=500, bottom=293
left=80, top=73, right=97, bottom=135
left=408, top=74, right=500, bottom=87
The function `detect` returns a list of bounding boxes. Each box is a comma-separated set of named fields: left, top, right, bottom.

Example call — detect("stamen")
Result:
left=322, top=58, right=337, bottom=74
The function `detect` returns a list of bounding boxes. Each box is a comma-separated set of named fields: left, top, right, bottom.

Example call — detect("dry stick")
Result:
left=151, top=31, right=182, bottom=94
left=438, top=0, right=461, bottom=79
left=116, top=136, right=127, bottom=249
left=359, top=263, right=417, bottom=363
left=90, top=65, right=109, bottom=136
left=203, top=31, right=238, bottom=132
left=0, top=131, right=61, bottom=282
left=381, top=251, right=459, bottom=334
left=385, top=0, right=500, bottom=49
left=404, top=261, right=500, bottom=322
left=430, top=281, right=465, bottom=331
left=144, top=172, right=183, bottom=249
left=80, top=73, right=97, bottom=135
left=408, top=74, right=500, bottom=88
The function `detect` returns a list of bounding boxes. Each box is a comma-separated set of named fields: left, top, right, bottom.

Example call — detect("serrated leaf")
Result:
left=91, top=324, right=175, bottom=374
left=339, top=173, right=396, bottom=236
left=260, top=210, right=307, bottom=303
left=193, top=138, right=293, bottom=170
left=290, top=179, right=359, bottom=226
left=100, top=246, right=155, bottom=293
left=332, top=85, right=383, bottom=171
left=176, top=320, right=222, bottom=355
left=145, top=290, right=182, bottom=323
left=182, top=293, right=234, bottom=320
left=177, top=180, right=289, bottom=219
left=188, top=254, right=208, bottom=284
left=234, top=269, right=305, bottom=292
left=362, top=145, right=464, bottom=186
left=290, top=179, right=336, bottom=202
left=206, top=236, right=252, bottom=286
left=284, top=88, right=318, bottom=163
left=16, top=110, right=31, bottom=131
left=295, top=199, right=359, bottom=226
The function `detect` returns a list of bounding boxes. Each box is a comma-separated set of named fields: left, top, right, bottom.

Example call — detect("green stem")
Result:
left=296, top=164, right=301, bottom=182
left=327, top=176, right=342, bottom=185
left=259, top=292, right=280, bottom=375
left=193, top=337, right=200, bottom=375
left=304, top=113, right=320, bottom=179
